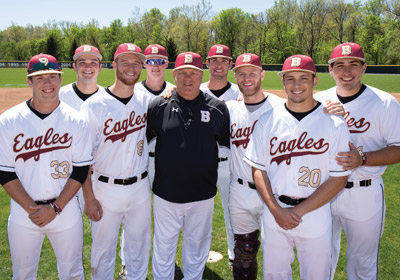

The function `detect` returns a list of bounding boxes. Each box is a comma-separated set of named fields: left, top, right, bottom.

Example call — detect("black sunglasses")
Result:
left=145, top=59, right=167, bottom=65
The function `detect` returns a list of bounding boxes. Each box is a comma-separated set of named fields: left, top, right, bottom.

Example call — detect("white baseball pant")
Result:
left=229, top=180, right=263, bottom=235
left=330, top=178, right=385, bottom=280
left=217, top=157, right=235, bottom=260
left=8, top=200, right=84, bottom=280
left=90, top=176, right=151, bottom=280
left=261, top=203, right=332, bottom=280
left=152, top=195, right=214, bottom=280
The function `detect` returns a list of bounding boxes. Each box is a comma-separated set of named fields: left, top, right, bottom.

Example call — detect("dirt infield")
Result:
left=0, top=88, right=399, bottom=115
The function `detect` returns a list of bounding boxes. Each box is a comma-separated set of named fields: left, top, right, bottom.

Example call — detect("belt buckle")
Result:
left=122, top=178, right=127, bottom=185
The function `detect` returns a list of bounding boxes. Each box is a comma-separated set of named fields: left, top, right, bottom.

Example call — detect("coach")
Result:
left=146, top=51, right=230, bottom=280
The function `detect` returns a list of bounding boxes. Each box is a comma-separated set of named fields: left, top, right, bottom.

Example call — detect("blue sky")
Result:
left=0, top=0, right=365, bottom=31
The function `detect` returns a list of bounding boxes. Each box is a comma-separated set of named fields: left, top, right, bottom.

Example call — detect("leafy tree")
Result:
left=165, top=36, right=179, bottom=61
left=211, top=8, right=246, bottom=55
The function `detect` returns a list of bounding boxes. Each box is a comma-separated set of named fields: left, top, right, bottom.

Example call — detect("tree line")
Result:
left=1, top=0, right=399, bottom=65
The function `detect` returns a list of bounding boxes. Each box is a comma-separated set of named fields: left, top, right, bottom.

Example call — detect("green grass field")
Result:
left=1, top=164, right=399, bottom=279
left=0, top=68, right=399, bottom=93
left=0, top=67, right=399, bottom=279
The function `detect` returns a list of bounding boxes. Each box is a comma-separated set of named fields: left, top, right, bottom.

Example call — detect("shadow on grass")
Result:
left=202, top=266, right=224, bottom=280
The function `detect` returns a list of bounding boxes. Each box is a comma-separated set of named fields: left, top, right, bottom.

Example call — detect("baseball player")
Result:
left=0, top=54, right=92, bottom=279
left=201, top=44, right=241, bottom=266
left=118, top=43, right=175, bottom=279
left=59, top=44, right=103, bottom=213
left=147, top=52, right=230, bottom=280
left=314, top=42, right=400, bottom=280
left=227, top=53, right=285, bottom=279
left=244, top=55, right=351, bottom=279
left=80, top=43, right=152, bottom=280
left=59, top=44, right=103, bottom=111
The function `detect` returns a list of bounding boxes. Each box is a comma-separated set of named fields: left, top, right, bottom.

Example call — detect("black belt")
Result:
left=34, top=198, right=56, bottom=205
left=278, top=195, right=306, bottom=206
left=345, top=179, right=372, bottom=189
left=149, top=152, right=155, bottom=157
left=98, top=171, right=148, bottom=185
left=237, top=178, right=256, bottom=190
left=218, top=157, right=228, bottom=162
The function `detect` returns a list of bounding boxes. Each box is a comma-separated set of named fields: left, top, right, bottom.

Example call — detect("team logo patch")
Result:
left=184, top=55, right=193, bottom=63
left=200, top=111, right=210, bottom=122
left=341, top=45, right=352, bottom=55
left=39, top=57, right=49, bottom=66
left=151, top=47, right=159, bottom=54
left=242, top=55, right=251, bottom=63
left=216, top=46, right=223, bottom=54
left=127, top=44, right=136, bottom=51
left=172, top=107, right=179, bottom=112
left=83, top=45, right=91, bottom=52
left=291, top=57, right=301, bottom=67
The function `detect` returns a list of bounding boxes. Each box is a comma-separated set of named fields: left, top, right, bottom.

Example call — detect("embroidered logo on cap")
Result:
left=151, top=47, right=159, bottom=54
left=242, top=55, right=251, bottom=63
left=341, top=45, right=352, bottom=55
left=83, top=45, right=91, bottom=52
left=127, top=44, right=136, bottom=51
left=39, top=58, right=49, bottom=66
left=184, top=54, right=193, bottom=63
left=291, top=57, right=301, bottom=67
left=216, top=46, right=223, bottom=54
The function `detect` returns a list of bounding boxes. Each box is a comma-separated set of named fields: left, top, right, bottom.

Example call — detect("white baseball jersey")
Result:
left=0, top=101, right=93, bottom=229
left=228, top=93, right=284, bottom=183
left=80, top=88, right=152, bottom=178
left=245, top=103, right=350, bottom=198
left=314, top=85, right=400, bottom=181
left=59, top=82, right=101, bottom=112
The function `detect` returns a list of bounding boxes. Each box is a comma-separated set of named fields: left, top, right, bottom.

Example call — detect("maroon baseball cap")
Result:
left=144, top=44, right=168, bottom=60
left=278, top=54, right=316, bottom=76
left=73, top=45, right=102, bottom=61
left=328, top=42, right=365, bottom=64
left=27, top=54, right=63, bottom=77
left=174, top=52, right=203, bottom=71
left=206, top=44, right=231, bottom=60
left=114, top=43, right=146, bottom=62
left=232, top=53, right=262, bottom=72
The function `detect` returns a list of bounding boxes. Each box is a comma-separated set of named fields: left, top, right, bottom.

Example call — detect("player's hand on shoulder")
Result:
left=323, top=100, right=345, bottom=117
left=84, top=197, right=103, bottom=221
left=273, top=206, right=302, bottom=231
left=28, top=204, right=57, bottom=227
left=336, top=142, right=362, bottom=170
left=160, top=86, right=176, bottom=99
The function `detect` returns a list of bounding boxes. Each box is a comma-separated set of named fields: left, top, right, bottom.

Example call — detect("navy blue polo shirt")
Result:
left=146, top=90, right=230, bottom=203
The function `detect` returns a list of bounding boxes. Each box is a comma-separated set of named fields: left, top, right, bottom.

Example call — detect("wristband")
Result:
left=50, top=202, right=62, bottom=215
left=360, top=151, right=367, bottom=166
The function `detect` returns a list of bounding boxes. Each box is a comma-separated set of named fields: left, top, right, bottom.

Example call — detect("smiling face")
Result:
left=282, top=71, right=318, bottom=108
left=206, top=57, right=232, bottom=80
left=28, top=73, right=62, bottom=111
left=329, top=58, right=366, bottom=96
left=144, top=57, right=168, bottom=80
left=234, top=66, right=265, bottom=101
left=113, top=53, right=143, bottom=86
left=173, top=68, right=203, bottom=100
left=73, top=54, right=101, bottom=83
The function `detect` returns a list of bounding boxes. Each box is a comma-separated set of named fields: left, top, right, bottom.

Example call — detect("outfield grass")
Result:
left=0, top=68, right=399, bottom=93
left=1, top=164, right=399, bottom=279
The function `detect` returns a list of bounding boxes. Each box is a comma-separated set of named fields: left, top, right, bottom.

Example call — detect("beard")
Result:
left=116, top=69, right=140, bottom=86
left=239, top=78, right=262, bottom=97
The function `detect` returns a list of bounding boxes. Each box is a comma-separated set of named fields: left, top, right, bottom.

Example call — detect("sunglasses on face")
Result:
left=145, top=59, right=167, bottom=65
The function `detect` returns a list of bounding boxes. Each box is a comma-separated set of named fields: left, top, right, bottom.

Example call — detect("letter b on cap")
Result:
left=341, top=45, right=352, bottom=55
left=184, top=55, right=193, bottom=63
left=291, top=57, right=301, bottom=67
